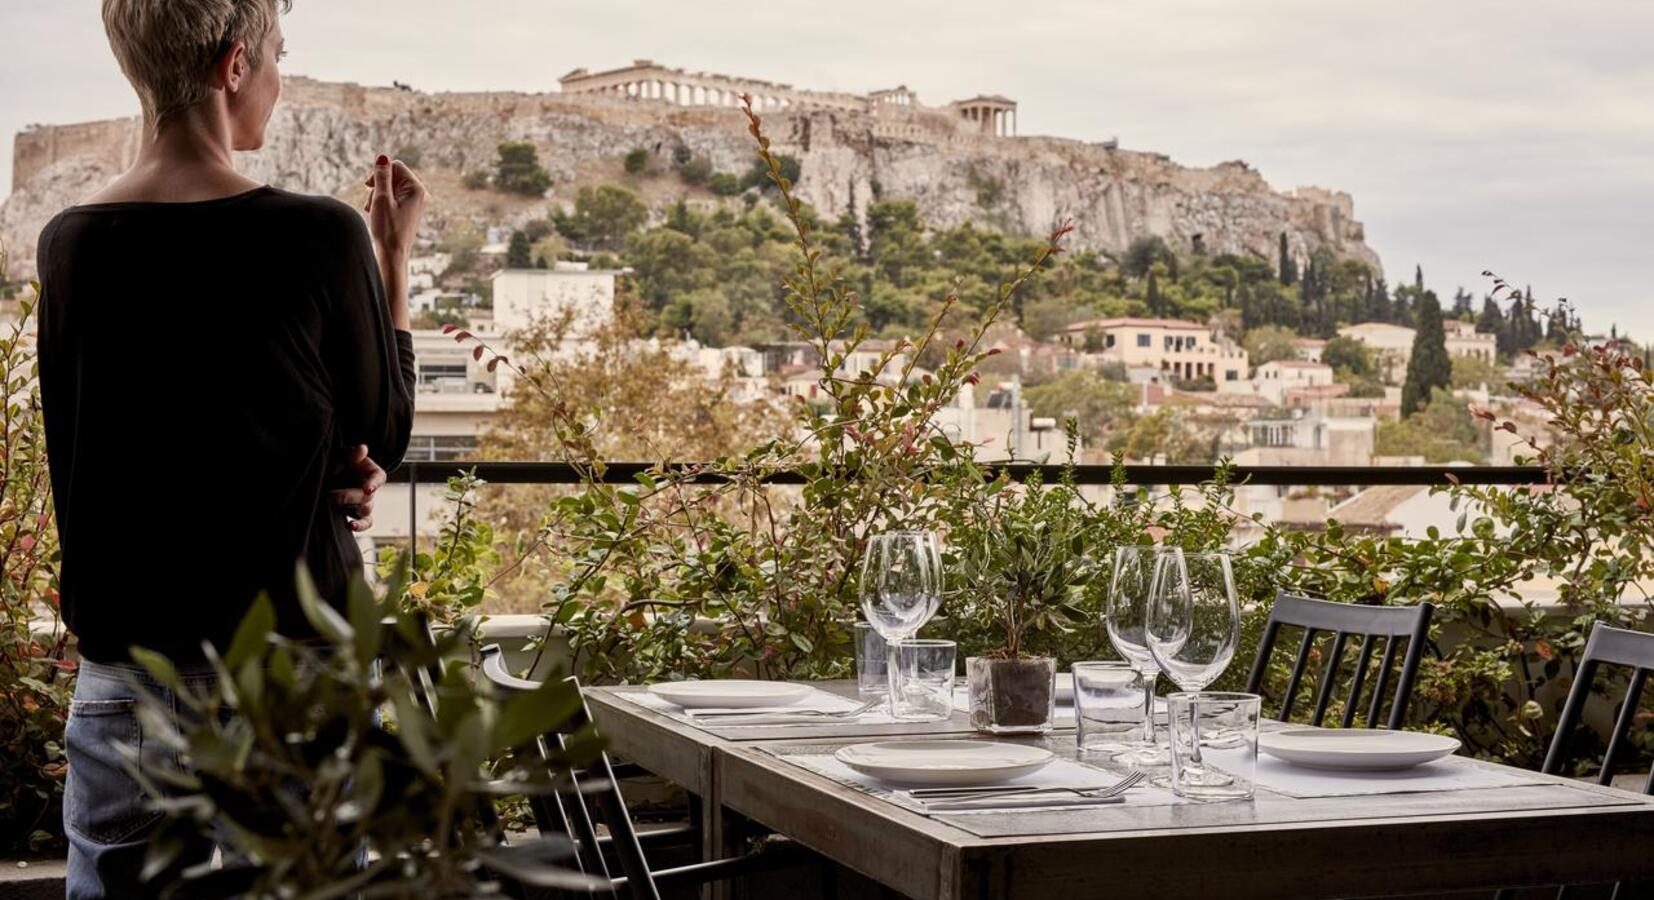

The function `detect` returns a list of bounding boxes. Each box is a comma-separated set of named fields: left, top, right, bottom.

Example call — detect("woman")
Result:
left=36, top=2, right=425, bottom=896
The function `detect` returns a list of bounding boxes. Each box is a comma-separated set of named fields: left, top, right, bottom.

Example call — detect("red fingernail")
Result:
left=376, top=154, right=389, bottom=166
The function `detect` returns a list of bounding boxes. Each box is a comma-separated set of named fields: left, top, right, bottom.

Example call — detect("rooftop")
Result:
left=1063, top=317, right=1207, bottom=332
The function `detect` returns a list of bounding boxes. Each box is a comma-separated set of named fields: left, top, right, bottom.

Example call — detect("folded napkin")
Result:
left=618, top=689, right=901, bottom=727
left=1252, top=755, right=1541, bottom=798
left=915, top=791, right=1127, bottom=812
left=777, top=752, right=1183, bottom=815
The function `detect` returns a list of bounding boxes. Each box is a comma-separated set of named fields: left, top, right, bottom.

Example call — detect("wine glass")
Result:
left=861, top=532, right=944, bottom=709
left=1147, top=550, right=1241, bottom=764
left=1146, top=550, right=1240, bottom=692
left=1106, top=545, right=1171, bottom=764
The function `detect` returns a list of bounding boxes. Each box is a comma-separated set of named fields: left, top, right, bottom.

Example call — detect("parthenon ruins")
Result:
left=559, top=60, right=1018, bottom=137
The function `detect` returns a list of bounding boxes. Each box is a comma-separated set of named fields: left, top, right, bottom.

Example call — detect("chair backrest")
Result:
left=1541, top=622, right=1654, bottom=795
left=480, top=645, right=661, bottom=900
left=1245, top=592, right=1434, bottom=730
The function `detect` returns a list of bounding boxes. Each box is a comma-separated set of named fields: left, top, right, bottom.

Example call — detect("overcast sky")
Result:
left=3, top=0, right=1650, bottom=336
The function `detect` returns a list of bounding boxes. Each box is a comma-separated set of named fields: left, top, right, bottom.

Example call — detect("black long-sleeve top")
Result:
left=36, top=186, right=416, bottom=664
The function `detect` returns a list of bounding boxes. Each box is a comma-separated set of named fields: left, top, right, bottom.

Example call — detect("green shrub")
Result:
left=708, top=172, right=742, bottom=196
left=679, top=155, right=713, bottom=186
left=623, top=147, right=650, bottom=175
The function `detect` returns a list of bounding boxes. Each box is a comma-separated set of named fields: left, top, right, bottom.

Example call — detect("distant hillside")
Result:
left=1, top=74, right=1381, bottom=279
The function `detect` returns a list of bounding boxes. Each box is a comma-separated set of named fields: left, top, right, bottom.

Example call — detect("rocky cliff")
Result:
left=2, top=76, right=1380, bottom=278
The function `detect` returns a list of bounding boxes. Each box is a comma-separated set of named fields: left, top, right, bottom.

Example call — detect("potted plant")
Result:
left=950, top=447, right=1095, bottom=734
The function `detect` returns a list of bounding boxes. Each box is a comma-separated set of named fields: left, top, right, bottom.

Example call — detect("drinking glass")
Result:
left=854, top=622, right=888, bottom=698
left=1072, top=661, right=1148, bottom=758
left=1106, top=545, right=1171, bottom=764
left=1166, top=692, right=1260, bottom=801
left=889, top=639, right=955, bottom=721
left=861, top=531, right=944, bottom=706
left=1146, top=550, right=1240, bottom=692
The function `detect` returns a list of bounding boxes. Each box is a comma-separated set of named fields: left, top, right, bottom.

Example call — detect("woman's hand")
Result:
left=362, top=154, right=427, bottom=262
left=331, top=444, right=387, bottom=532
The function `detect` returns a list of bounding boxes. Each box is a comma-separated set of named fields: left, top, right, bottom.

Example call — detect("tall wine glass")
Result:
left=1147, top=550, right=1240, bottom=764
left=1146, top=550, right=1240, bottom=692
left=861, top=532, right=944, bottom=709
left=1106, top=545, right=1172, bottom=764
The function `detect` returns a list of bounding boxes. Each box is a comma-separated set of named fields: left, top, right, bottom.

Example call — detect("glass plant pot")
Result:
left=966, top=656, right=1057, bottom=734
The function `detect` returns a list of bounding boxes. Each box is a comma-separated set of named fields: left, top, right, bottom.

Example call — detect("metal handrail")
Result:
left=389, top=460, right=1551, bottom=488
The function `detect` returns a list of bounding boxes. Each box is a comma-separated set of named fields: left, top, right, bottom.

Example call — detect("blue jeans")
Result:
left=64, top=658, right=220, bottom=900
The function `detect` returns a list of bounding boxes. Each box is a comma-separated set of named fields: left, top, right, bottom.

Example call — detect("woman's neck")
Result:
left=86, top=105, right=262, bottom=204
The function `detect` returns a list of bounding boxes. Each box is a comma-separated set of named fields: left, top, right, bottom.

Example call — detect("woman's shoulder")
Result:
left=256, top=188, right=369, bottom=233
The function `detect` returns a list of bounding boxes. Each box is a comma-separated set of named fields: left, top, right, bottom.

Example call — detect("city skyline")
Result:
left=2, top=0, right=1649, bottom=338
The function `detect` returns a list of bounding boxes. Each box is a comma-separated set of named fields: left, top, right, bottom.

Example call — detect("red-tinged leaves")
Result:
left=487, top=356, right=507, bottom=373
left=473, top=345, right=486, bottom=361
left=1443, top=472, right=1460, bottom=486
left=441, top=323, right=458, bottom=334
left=454, top=330, right=473, bottom=343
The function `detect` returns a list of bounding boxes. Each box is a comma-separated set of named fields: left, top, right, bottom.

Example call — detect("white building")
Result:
left=1057, top=317, right=1249, bottom=384
left=1339, top=320, right=1499, bottom=385
left=490, top=263, right=622, bottom=335
left=1220, top=359, right=1336, bottom=405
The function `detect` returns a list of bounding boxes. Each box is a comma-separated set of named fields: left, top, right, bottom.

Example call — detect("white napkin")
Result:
left=617, top=688, right=902, bottom=726
left=780, top=753, right=1182, bottom=814
left=1252, top=755, right=1542, bottom=798
left=917, top=792, right=1126, bottom=812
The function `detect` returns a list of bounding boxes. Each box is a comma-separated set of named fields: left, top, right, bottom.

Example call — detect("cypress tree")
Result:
left=1146, top=269, right=1163, bottom=316
left=505, top=230, right=533, bottom=268
left=1367, top=278, right=1390, bottom=323
left=1477, top=297, right=1503, bottom=334
left=1277, top=233, right=1298, bottom=286
left=1401, top=291, right=1451, bottom=417
left=1414, top=264, right=1424, bottom=291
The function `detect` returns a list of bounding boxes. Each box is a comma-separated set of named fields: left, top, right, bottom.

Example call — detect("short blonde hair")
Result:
left=102, top=0, right=290, bottom=122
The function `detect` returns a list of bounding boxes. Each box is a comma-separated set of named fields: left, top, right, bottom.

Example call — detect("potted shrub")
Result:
left=951, top=453, right=1095, bottom=734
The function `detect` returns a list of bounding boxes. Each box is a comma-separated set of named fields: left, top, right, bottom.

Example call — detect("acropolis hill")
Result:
left=1, top=61, right=1381, bottom=278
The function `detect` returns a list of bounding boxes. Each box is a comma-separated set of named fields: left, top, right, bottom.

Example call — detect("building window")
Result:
left=1137, top=333, right=1151, bottom=347
left=1105, top=333, right=1116, bottom=349
left=418, top=362, right=469, bottom=389
left=405, top=434, right=480, bottom=462
left=1225, top=369, right=1238, bottom=381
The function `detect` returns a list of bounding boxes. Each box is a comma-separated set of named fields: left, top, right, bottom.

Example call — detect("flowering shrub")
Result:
left=0, top=289, right=72, bottom=855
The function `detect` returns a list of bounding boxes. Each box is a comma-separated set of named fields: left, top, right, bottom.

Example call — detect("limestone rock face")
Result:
left=3, top=77, right=1379, bottom=279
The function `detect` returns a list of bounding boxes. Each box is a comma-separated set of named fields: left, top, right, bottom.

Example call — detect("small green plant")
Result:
left=946, top=428, right=1096, bottom=659
left=127, top=566, right=599, bottom=898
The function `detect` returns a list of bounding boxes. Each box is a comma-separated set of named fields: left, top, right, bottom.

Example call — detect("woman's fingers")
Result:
left=390, top=160, right=426, bottom=203
left=373, top=154, right=395, bottom=210
left=350, top=514, right=374, bottom=532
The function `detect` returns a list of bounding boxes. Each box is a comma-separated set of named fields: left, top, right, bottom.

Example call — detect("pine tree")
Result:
left=1401, top=291, right=1451, bottom=417
left=1277, top=233, right=1298, bottom=286
left=1452, top=287, right=1473, bottom=318
left=505, top=230, right=533, bottom=268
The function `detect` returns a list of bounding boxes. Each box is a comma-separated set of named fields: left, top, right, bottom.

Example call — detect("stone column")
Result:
left=1010, top=109, right=1017, bottom=136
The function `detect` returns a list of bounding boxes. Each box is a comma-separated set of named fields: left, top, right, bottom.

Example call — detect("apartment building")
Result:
left=1058, top=317, right=1249, bottom=383
left=490, top=263, right=622, bottom=335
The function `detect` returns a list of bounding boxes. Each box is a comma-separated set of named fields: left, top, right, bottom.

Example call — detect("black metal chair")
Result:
left=1493, top=622, right=1654, bottom=900
left=1245, top=592, right=1434, bottom=729
left=479, top=645, right=811, bottom=900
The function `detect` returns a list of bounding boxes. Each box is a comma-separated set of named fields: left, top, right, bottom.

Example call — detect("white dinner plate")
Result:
left=1258, top=728, right=1461, bottom=771
left=647, top=680, right=814, bottom=709
left=835, top=740, right=1055, bottom=786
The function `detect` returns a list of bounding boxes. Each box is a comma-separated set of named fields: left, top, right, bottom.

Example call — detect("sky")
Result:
left=3, top=0, right=1651, bottom=337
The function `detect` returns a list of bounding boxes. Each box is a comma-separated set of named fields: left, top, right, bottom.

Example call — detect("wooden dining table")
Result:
left=585, top=681, right=1654, bottom=899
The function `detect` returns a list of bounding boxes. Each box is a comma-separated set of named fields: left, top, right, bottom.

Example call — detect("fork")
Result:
left=686, top=697, right=882, bottom=720
left=912, top=770, right=1146, bottom=803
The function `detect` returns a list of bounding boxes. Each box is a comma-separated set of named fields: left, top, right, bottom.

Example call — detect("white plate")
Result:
left=1259, top=728, right=1461, bottom=771
left=835, top=740, right=1055, bottom=786
left=647, top=680, right=814, bottom=709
